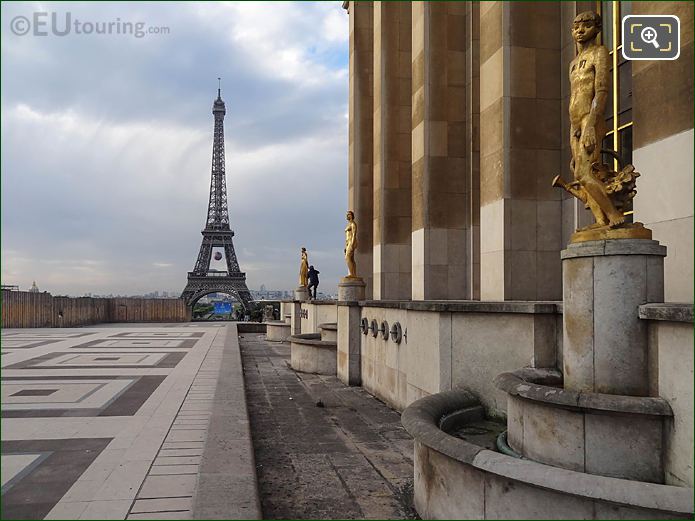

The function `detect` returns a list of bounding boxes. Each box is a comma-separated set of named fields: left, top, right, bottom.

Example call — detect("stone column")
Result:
left=348, top=0, right=375, bottom=298
left=466, top=1, right=481, bottom=300
left=291, top=301, right=302, bottom=335
left=410, top=2, right=469, bottom=300
left=478, top=2, right=563, bottom=301
left=337, top=303, right=362, bottom=386
left=562, top=239, right=666, bottom=396
left=373, top=1, right=412, bottom=301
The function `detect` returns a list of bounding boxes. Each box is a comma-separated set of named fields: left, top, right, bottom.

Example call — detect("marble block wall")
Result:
left=373, top=1, right=412, bottom=300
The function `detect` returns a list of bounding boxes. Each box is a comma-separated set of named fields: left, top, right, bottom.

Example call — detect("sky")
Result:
left=1, top=1, right=349, bottom=297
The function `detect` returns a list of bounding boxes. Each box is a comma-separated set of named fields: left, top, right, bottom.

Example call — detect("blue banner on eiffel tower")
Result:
left=213, top=301, right=232, bottom=314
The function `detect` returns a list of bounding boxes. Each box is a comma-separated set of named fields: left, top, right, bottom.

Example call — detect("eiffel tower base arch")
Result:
left=181, top=276, right=253, bottom=312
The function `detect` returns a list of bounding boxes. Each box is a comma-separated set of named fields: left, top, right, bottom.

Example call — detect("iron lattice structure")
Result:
left=181, top=88, right=253, bottom=310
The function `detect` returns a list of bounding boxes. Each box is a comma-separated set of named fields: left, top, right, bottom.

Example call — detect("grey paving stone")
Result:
left=155, top=456, right=202, bottom=466
left=131, top=497, right=193, bottom=513
left=138, top=474, right=197, bottom=499
left=161, top=442, right=205, bottom=450
left=158, top=449, right=204, bottom=457
left=128, top=511, right=192, bottom=519
left=150, top=465, right=200, bottom=475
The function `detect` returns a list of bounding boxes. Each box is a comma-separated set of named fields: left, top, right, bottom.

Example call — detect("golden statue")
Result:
left=299, top=247, right=309, bottom=287
left=344, top=211, right=358, bottom=278
left=553, top=11, right=649, bottom=242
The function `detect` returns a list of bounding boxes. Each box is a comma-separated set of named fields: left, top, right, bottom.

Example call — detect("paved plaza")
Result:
left=0, top=324, right=417, bottom=520
left=0, top=323, right=256, bottom=520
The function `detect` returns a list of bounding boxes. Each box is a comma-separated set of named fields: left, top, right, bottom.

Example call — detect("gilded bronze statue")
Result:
left=344, top=211, right=358, bottom=278
left=299, top=247, right=309, bottom=287
left=553, top=11, right=649, bottom=242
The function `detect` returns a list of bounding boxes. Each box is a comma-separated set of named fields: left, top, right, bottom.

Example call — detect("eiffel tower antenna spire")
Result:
left=181, top=86, right=252, bottom=311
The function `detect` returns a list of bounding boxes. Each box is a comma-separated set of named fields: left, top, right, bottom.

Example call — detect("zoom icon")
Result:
left=622, top=15, right=680, bottom=60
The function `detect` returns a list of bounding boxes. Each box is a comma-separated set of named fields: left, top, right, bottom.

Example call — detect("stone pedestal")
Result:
left=291, top=301, right=302, bottom=336
left=337, top=303, right=362, bottom=386
left=338, top=277, right=366, bottom=302
left=294, top=286, right=310, bottom=302
left=562, top=239, right=666, bottom=396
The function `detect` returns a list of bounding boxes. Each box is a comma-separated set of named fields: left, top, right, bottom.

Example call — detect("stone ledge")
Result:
left=302, top=300, right=337, bottom=306
left=360, top=300, right=562, bottom=314
left=639, top=303, right=694, bottom=323
left=289, top=333, right=337, bottom=348
left=494, top=368, right=673, bottom=416
left=193, top=324, right=262, bottom=519
left=561, top=239, right=666, bottom=260
left=336, top=300, right=362, bottom=307
left=402, top=390, right=693, bottom=517
left=237, top=323, right=266, bottom=333
left=318, top=322, right=337, bottom=331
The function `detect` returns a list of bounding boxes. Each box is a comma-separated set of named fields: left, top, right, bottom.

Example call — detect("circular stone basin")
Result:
left=266, top=320, right=291, bottom=342
left=494, top=368, right=673, bottom=483
left=402, top=390, right=692, bottom=520
left=289, top=333, right=337, bottom=376
left=318, top=322, right=337, bottom=342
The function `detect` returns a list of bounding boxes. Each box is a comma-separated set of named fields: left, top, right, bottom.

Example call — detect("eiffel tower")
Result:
left=181, top=84, right=253, bottom=311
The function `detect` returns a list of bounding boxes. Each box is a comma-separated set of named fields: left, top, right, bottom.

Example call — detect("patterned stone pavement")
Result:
left=240, top=333, right=418, bottom=520
left=0, top=324, right=228, bottom=520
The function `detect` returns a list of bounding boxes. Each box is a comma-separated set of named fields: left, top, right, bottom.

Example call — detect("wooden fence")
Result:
left=1, top=290, right=191, bottom=328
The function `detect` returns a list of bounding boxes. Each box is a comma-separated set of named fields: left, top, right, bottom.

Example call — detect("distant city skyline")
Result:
left=1, top=2, right=349, bottom=296
left=6, top=281, right=300, bottom=299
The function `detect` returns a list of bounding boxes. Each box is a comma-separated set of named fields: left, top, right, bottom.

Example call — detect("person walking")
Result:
left=307, top=265, right=320, bottom=300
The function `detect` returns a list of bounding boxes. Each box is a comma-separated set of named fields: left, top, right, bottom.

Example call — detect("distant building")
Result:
left=29, top=281, right=39, bottom=293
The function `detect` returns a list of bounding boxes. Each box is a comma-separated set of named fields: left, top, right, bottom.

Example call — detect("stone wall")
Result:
left=361, top=306, right=410, bottom=410
left=357, top=301, right=693, bottom=488
left=344, top=1, right=694, bottom=303
left=630, top=0, right=694, bottom=303
left=632, top=1, right=693, bottom=303
left=360, top=301, right=561, bottom=415
left=641, top=304, right=695, bottom=488
left=299, top=301, right=338, bottom=334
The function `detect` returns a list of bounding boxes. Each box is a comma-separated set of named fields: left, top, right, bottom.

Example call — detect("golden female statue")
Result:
left=299, top=247, right=309, bottom=287
left=344, top=211, right=358, bottom=278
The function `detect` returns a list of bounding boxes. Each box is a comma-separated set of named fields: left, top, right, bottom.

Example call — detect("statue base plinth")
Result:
left=294, top=286, right=310, bottom=302
left=338, top=277, right=365, bottom=302
left=561, top=238, right=666, bottom=395
left=570, top=222, right=651, bottom=244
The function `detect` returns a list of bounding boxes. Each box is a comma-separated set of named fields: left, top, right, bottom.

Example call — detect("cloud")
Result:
left=1, top=1, right=348, bottom=297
